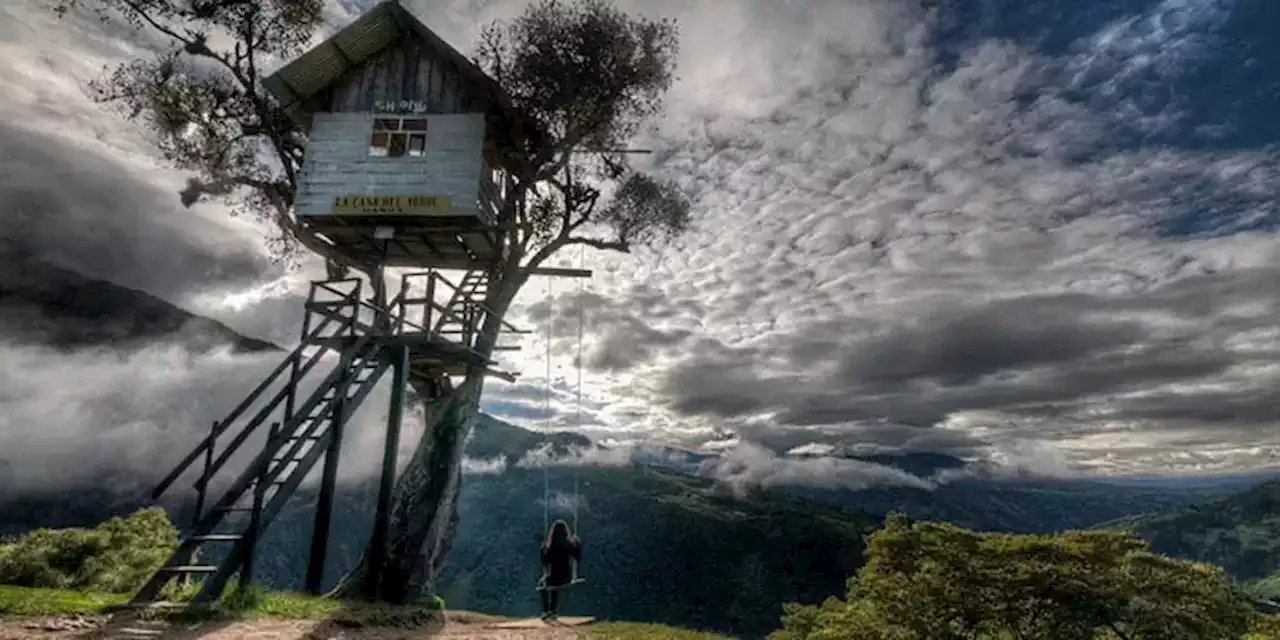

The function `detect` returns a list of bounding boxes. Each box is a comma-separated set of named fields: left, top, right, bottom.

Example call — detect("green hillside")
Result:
left=1098, top=479, right=1280, bottom=582
left=254, top=463, right=872, bottom=638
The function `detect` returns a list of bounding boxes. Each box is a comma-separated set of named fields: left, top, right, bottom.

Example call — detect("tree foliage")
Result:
left=55, top=0, right=690, bottom=277
left=772, top=513, right=1258, bottom=640
left=477, top=0, right=689, bottom=276
left=0, top=507, right=178, bottom=593
left=54, top=0, right=345, bottom=271
left=335, top=0, right=687, bottom=603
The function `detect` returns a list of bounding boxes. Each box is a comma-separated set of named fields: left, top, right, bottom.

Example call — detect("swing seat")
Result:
left=535, top=576, right=586, bottom=592
left=535, top=559, right=587, bottom=592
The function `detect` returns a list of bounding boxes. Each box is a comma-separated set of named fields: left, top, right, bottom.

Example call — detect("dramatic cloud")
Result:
left=2, top=0, right=1279, bottom=491
left=695, top=441, right=939, bottom=497
left=0, top=340, right=425, bottom=495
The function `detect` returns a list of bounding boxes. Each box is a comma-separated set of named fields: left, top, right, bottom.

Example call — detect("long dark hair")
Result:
left=544, top=519, right=573, bottom=550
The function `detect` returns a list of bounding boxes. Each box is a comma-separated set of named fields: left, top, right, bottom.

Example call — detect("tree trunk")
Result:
left=333, top=270, right=521, bottom=603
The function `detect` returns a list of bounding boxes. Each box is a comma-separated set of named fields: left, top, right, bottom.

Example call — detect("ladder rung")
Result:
left=158, top=566, right=219, bottom=573
left=190, top=534, right=243, bottom=542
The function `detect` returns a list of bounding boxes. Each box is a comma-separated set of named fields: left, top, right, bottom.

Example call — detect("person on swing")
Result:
left=538, top=519, right=581, bottom=620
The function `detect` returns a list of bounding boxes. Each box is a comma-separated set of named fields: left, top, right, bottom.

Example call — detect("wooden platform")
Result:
left=311, top=332, right=488, bottom=359
left=303, top=216, right=508, bottom=270
left=487, top=616, right=597, bottom=629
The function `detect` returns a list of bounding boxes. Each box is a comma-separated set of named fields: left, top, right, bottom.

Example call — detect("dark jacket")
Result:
left=540, top=537, right=582, bottom=586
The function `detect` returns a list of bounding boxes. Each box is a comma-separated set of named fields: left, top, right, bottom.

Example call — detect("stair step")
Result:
left=158, top=565, right=219, bottom=573
left=212, top=506, right=256, bottom=513
left=190, top=534, right=243, bottom=542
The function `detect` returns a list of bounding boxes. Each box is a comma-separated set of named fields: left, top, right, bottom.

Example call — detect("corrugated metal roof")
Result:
left=263, top=1, right=524, bottom=131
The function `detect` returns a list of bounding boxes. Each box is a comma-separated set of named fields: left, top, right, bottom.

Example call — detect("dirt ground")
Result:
left=0, top=612, right=593, bottom=640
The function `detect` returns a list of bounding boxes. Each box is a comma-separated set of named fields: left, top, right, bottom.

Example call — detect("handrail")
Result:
left=258, top=349, right=390, bottom=490
left=426, top=270, right=525, bottom=334
left=184, top=329, right=386, bottom=553
left=153, top=274, right=512, bottom=503
left=150, top=312, right=346, bottom=499
left=199, top=289, right=373, bottom=482
left=195, top=340, right=337, bottom=488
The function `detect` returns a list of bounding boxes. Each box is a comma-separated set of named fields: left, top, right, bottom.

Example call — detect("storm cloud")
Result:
left=2, top=0, right=1279, bottom=488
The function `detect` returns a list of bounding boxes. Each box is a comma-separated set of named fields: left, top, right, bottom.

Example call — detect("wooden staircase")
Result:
left=132, top=332, right=390, bottom=603
left=130, top=272, right=527, bottom=604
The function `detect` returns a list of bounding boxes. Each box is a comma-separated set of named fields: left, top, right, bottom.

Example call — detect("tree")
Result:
left=336, top=0, right=687, bottom=602
left=55, top=0, right=687, bottom=603
left=771, top=514, right=1258, bottom=640
left=52, top=0, right=357, bottom=277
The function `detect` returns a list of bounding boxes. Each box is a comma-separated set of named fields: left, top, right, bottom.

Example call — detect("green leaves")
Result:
left=52, top=0, right=322, bottom=268
left=475, top=0, right=678, bottom=148
left=775, top=515, right=1259, bottom=640
left=0, top=507, right=178, bottom=594
left=597, top=172, right=690, bottom=251
left=474, top=0, right=690, bottom=269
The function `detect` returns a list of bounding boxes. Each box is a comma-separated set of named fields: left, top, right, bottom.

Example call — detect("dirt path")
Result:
left=0, top=613, right=592, bottom=640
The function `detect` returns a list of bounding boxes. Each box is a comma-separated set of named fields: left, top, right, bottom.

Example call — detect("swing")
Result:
left=534, top=561, right=587, bottom=592
left=532, top=253, right=589, bottom=594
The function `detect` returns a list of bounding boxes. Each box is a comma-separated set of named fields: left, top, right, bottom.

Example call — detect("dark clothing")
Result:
left=540, top=537, right=582, bottom=588
left=540, top=588, right=559, bottom=615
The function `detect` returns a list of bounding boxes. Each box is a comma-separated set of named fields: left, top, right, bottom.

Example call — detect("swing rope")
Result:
left=543, top=277, right=553, bottom=535
left=572, top=245, right=586, bottom=535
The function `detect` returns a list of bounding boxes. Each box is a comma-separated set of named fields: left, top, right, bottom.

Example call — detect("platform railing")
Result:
left=151, top=279, right=365, bottom=504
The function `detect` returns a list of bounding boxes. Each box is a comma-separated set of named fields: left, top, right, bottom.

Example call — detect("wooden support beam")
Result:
left=527, top=267, right=593, bottom=278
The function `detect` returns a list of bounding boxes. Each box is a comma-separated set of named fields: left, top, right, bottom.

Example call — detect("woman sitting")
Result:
left=537, top=519, right=582, bottom=620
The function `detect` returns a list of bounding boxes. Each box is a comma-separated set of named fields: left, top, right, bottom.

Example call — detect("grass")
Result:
left=0, top=584, right=435, bottom=623
left=0, top=585, right=128, bottom=616
left=0, top=585, right=732, bottom=638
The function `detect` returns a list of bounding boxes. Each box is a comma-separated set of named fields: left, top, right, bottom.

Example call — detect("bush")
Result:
left=0, top=507, right=178, bottom=593
left=772, top=513, right=1259, bottom=640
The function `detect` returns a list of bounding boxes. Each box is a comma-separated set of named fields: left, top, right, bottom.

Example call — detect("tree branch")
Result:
left=565, top=235, right=628, bottom=252
left=521, top=229, right=627, bottom=273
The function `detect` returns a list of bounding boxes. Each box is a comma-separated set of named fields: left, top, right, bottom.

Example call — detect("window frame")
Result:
left=368, top=116, right=429, bottom=158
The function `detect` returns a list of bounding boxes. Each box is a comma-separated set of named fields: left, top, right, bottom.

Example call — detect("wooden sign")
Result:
left=332, top=195, right=453, bottom=216
left=374, top=99, right=430, bottom=114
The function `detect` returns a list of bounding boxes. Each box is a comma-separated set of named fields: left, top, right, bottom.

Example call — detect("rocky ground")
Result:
left=0, top=612, right=594, bottom=639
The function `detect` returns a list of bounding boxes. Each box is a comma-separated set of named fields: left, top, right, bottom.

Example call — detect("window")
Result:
left=368, top=117, right=428, bottom=158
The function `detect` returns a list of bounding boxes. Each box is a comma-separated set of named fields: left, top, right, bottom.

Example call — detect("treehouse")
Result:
left=263, top=0, right=544, bottom=271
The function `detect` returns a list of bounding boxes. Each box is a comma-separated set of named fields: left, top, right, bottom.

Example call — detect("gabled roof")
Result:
left=263, top=1, right=528, bottom=133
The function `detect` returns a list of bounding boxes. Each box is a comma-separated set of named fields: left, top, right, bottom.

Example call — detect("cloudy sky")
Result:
left=2, top=0, right=1279, bottom=492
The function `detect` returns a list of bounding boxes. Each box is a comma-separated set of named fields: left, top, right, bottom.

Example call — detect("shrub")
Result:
left=772, top=513, right=1258, bottom=640
left=0, top=507, right=178, bottom=593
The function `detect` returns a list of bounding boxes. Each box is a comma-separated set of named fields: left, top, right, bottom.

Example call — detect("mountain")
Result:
left=0, top=254, right=1254, bottom=636
left=0, top=247, right=278, bottom=353
left=0, top=410, right=1258, bottom=637
left=0, top=414, right=872, bottom=638
left=784, top=476, right=1247, bottom=535
left=1098, top=478, right=1280, bottom=583
left=246, top=418, right=874, bottom=638
left=633, top=443, right=1247, bottom=535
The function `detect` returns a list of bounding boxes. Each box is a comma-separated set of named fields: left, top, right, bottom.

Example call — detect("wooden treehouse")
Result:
left=130, top=1, right=580, bottom=605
